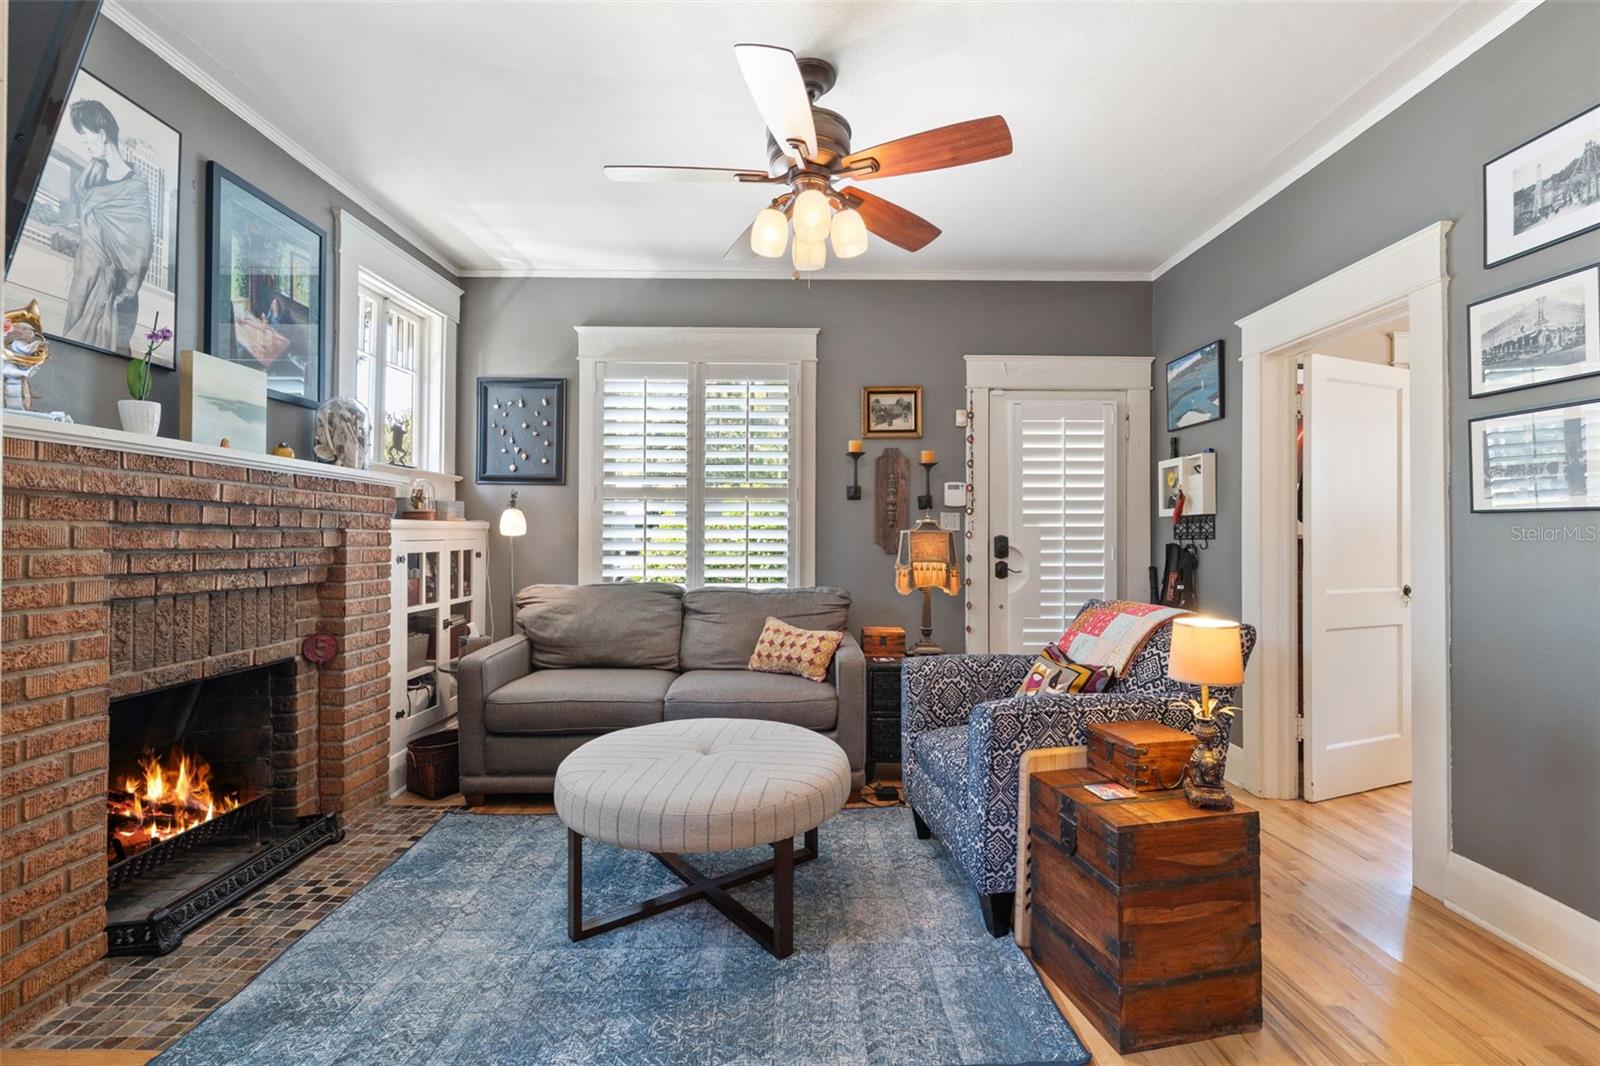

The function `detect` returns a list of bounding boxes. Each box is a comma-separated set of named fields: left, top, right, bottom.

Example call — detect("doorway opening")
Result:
left=1294, top=318, right=1414, bottom=802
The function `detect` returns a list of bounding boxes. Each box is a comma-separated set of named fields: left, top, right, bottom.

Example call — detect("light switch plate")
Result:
left=955, top=409, right=969, bottom=427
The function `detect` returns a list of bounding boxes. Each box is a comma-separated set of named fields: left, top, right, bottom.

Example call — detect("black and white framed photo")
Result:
left=1469, top=399, right=1599, bottom=513
left=2, top=71, right=181, bottom=364
left=1166, top=340, right=1224, bottom=430
left=1469, top=264, right=1599, bottom=397
left=476, top=377, right=567, bottom=484
left=861, top=385, right=923, bottom=439
left=206, top=163, right=328, bottom=406
left=1484, top=103, right=1600, bottom=269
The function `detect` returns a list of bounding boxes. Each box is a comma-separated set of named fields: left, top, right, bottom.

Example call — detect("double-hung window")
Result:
left=576, top=328, right=817, bottom=589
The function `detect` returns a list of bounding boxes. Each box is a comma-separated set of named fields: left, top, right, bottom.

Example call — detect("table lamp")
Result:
left=1167, top=616, right=1244, bottom=810
left=498, top=491, right=527, bottom=636
left=894, top=515, right=959, bottom=655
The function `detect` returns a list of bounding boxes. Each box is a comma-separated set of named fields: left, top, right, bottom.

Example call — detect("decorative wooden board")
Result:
left=874, top=447, right=910, bottom=554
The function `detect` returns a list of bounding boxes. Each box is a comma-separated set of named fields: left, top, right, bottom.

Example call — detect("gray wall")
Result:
left=15, top=18, right=456, bottom=457
left=457, top=278, right=1151, bottom=643
left=1149, top=1, right=1600, bottom=918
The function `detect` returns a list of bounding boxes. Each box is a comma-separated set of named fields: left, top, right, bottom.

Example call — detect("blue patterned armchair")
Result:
left=901, top=603, right=1255, bottom=936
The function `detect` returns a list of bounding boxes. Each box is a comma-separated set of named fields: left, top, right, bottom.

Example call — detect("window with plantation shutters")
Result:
left=578, top=329, right=816, bottom=589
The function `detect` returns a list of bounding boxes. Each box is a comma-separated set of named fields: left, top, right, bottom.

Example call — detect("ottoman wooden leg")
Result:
left=773, top=836, right=794, bottom=959
left=567, top=829, right=584, bottom=941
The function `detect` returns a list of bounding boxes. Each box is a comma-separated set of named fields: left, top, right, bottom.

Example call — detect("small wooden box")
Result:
left=860, top=626, right=906, bottom=657
left=1029, top=767, right=1262, bottom=1052
left=1086, top=721, right=1193, bottom=792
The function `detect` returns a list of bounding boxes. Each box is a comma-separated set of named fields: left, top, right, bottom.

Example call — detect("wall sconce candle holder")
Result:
left=847, top=446, right=864, bottom=500
left=917, top=456, right=937, bottom=511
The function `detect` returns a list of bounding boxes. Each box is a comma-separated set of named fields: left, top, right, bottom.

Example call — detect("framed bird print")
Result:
left=477, top=377, right=567, bottom=484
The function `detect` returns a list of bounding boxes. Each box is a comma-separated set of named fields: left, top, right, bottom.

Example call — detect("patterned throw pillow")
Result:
left=747, top=617, right=845, bottom=683
left=1015, top=643, right=1116, bottom=698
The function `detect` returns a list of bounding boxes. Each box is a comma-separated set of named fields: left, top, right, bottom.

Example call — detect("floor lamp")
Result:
left=498, top=491, right=527, bottom=638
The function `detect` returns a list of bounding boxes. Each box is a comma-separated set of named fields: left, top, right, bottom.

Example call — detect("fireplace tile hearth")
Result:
left=3, top=804, right=443, bottom=1054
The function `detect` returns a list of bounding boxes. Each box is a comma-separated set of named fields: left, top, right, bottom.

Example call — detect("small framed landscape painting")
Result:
left=862, top=385, right=923, bottom=439
left=1469, top=399, right=1600, bottom=513
left=2, top=71, right=181, bottom=365
left=1166, top=340, right=1223, bottom=430
left=206, top=162, right=327, bottom=406
left=1484, top=103, right=1600, bottom=268
left=178, top=348, right=267, bottom=453
left=1468, top=264, right=1599, bottom=397
left=476, top=377, right=567, bottom=484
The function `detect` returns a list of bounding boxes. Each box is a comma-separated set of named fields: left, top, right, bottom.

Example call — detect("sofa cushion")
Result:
left=515, top=584, right=684, bottom=670
left=747, top=617, right=845, bottom=683
left=664, top=670, right=838, bottom=730
left=483, top=668, right=674, bottom=735
left=912, top=725, right=968, bottom=800
left=679, top=587, right=850, bottom=670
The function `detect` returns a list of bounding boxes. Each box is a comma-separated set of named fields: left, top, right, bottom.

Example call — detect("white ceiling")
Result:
left=110, top=0, right=1527, bottom=279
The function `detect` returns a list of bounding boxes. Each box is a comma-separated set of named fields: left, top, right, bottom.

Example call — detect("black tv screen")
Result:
left=6, top=0, right=102, bottom=273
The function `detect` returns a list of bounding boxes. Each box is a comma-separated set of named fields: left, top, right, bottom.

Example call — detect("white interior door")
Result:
left=1303, top=353, right=1412, bottom=801
left=988, top=394, right=1119, bottom=653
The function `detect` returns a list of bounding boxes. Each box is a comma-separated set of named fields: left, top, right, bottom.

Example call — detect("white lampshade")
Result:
left=792, top=237, right=827, bottom=272
left=830, top=208, right=868, bottom=258
left=1167, top=617, right=1243, bottom=686
left=749, top=207, right=788, bottom=258
left=498, top=492, right=527, bottom=537
left=791, top=188, right=832, bottom=243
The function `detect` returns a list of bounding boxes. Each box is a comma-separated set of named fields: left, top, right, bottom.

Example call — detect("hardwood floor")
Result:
left=12, top=784, right=1597, bottom=1065
left=1038, top=784, right=1600, bottom=1065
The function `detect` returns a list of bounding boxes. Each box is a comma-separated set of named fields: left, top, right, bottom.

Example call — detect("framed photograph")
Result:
left=1156, top=458, right=1182, bottom=517
left=862, top=385, right=922, bottom=439
left=476, top=377, right=567, bottom=484
left=2, top=71, right=180, bottom=365
left=206, top=162, right=327, bottom=406
left=1469, top=264, right=1600, bottom=397
left=1484, top=103, right=1600, bottom=268
left=1469, top=399, right=1599, bottom=513
left=1166, top=340, right=1224, bottom=430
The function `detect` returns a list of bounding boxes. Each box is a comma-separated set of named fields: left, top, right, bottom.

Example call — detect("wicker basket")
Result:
left=405, top=729, right=460, bottom=800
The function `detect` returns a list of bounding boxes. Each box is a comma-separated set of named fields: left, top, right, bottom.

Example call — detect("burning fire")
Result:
left=108, top=750, right=241, bottom=856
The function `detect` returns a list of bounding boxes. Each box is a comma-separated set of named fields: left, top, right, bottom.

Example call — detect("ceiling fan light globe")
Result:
left=792, top=237, right=827, bottom=272
left=750, top=207, right=789, bottom=258
left=830, top=208, right=869, bottom=259
left=791, top=188, right=832, bottom=243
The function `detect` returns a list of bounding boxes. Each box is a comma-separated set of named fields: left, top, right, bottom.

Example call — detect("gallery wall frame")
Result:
left=205, top=162, right=329, bottom=407
left=1467, top=397, right=1600, bottom=514
left=3, top=69, right=182, bottom=366
left=861, top=385, right=923, bottom=439
left=1483, top=102, right=1600, bottom=269
left=1466, top=262, right=1599, bottom=398
left=1165, top=339, right=1224, bottom=430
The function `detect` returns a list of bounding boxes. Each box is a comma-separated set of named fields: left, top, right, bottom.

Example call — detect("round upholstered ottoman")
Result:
left=554, top=718, right=851, bottom=958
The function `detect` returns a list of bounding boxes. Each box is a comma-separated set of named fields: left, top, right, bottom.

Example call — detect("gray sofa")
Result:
left=457, top=583, right=866, bottom=801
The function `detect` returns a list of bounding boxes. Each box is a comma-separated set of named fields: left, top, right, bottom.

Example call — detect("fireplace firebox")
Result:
left=105, top=661, right=343, bottom=955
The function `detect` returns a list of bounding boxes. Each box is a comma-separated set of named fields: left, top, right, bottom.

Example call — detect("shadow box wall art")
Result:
left=3, top=71, right=181, bottom=365
left=477, top=377, right=567, bottom=484
left=206, top=162, right=328, bottom=406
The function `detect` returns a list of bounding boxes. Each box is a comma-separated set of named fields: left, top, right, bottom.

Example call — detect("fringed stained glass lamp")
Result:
left=895, top=515, right=960, bottom=655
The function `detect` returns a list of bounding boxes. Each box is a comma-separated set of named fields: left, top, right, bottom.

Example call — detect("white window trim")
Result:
left=575, top=326, right=818, bottom=587
left=334, top=209, right=462, bottom=480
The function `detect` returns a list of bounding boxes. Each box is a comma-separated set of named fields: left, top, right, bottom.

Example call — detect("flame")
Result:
left=108, top=749, right=241, bottom=856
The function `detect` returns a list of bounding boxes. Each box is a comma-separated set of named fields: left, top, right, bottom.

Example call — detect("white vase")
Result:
left=117, top=399, right=162, bottom=436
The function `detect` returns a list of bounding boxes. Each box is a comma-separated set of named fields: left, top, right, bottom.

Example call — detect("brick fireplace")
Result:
left=1, top=425, right=400, bottom=1037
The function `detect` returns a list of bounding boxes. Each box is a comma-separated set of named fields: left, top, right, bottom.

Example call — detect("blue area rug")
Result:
left=155, top=808, right=1089, bottom=1065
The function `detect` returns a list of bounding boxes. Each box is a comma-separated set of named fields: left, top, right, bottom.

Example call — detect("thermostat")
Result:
left=943, top=481, right=965, bottom=507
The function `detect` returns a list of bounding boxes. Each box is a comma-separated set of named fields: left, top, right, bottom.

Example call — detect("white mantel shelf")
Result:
left=1, top=415, right=409, bottom=489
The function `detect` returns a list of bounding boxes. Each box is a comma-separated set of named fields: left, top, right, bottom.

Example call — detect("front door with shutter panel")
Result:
left=988, top=394, right=1119, bottom=653
left=1303, top=353, right=1412, bottom=801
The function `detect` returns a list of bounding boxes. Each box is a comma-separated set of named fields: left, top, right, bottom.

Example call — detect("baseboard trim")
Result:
left=1442, top=851, right=1600, bottom=992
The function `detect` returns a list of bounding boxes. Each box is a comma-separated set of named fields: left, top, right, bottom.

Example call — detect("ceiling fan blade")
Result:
left=839, top=187, right=941, bottom=252
left=723, top=219, right=758, bottom=260
left=604, top=166, right=771, bottom=183
left=838, top=116, right=1012, bottom=180
left=734, top=44, right=818, bottom=163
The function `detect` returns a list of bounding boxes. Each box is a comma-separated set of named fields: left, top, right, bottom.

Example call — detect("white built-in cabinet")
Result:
left=388, top=519, right=488, bottom=795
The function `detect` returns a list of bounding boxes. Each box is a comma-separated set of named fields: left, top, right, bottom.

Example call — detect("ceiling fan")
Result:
left=604, top=44, right=1013, bottom=271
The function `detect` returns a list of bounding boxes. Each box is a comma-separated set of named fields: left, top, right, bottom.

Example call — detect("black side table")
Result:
left=865, top=656, right=903, bottom=783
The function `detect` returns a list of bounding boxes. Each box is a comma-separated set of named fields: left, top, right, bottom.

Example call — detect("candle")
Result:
left=847, top=439, right=864, bottom=455
left=919, top=449, right=937, bottom=464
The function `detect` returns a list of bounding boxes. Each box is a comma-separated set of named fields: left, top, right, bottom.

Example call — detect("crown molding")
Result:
left=458, top=268, right=1153, bottom=282
left=100, top=0, right=465, bottom=278
left=1152, top=0, right=1540, bottom=280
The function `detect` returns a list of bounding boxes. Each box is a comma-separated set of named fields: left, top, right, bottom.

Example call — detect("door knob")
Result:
left=1402, top=584, right=1412, bottom=601
left=995, top=560, right=1024, bottom=579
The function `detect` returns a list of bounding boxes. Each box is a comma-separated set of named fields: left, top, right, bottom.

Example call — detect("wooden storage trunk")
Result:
left=1028, top=767, right=1262, bottom=1052
left=1086, top=721, right=1193, bottom=792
